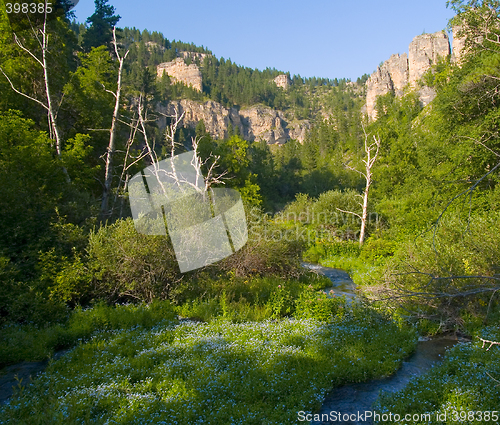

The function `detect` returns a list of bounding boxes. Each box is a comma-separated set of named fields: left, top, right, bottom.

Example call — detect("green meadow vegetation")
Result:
left=0, top=301, right=417, bottom=424
left=1, top=0, right=500, bottom=423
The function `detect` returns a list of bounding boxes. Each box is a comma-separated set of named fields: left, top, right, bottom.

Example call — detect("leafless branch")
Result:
left=0, top=66, right=48, bottom=110
left=339, top=126, right=381, bottom=245
left=478, top=337, right=500, bottom=351
left=100, top=26, right=130, bottom=216
left=336, top=208, right=362, bottom=221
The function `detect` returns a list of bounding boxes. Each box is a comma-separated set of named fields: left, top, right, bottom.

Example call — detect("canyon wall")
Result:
left=366, top=30, right=454, bottom=120
left=156, top=100, right=310, bottom=145
left=157, top=58, right=203, bottom=92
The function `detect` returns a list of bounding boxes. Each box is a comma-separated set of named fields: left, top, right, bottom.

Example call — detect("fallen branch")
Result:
left=478, top=337, right=500, bottom=351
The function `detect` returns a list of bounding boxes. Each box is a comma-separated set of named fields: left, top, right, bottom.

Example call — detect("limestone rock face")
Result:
left=366, top=67, right=393, bottom=121
left=157, top=58, right=203, bottom=92
left=366, top=30, right=451, bottom=120
left=240, top=106, right=289, bottom=144
left=273, top=74, right=291, bottom=90
left=418, top=86, right=437, bottom=106
left=408, top=32, right=450, bottom=86
left=385, top=53, right=409, bottom=95
left=452, top=25, right=467, bottom=64
left=144, top=41, right=165, bottom=53
left=157, top=100, right=239, bottom=140
left=156, top=100, right=309, bottom=144
left=366, top=54, right=408, bottom=120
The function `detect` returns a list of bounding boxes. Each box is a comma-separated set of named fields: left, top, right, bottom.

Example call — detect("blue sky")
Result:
left=72, top=0, right=456, bottom=81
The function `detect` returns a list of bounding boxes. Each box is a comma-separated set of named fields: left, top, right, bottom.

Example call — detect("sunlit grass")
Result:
left=0, top=302, right=416, bottom=424
left=0, top=301, right=177, bottom=368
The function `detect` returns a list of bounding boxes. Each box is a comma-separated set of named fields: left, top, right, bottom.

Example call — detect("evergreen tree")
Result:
left=81, top=0, right=120, bottom=52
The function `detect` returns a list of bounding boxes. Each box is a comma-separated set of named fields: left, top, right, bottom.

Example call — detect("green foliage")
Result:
left=87, top=218, right=179, bottom=303
left=0, top=111, right=79, bottom=323
left=359, top=237, right=397, bottom=262
left=0, top=307, right=416, bottom=424
left=217, top=208, right=305, bottom=278
left=86, top=210, right=307, bottom=307
left=294, top=286, right=347, bottom=323
left=282, top=189, right=379, bottom=265
left=200, top=56, right=286, bottom=108
left=81, top=0, right=120, bottom=52
left=61, top=134, right=100, bottom=191
left=212, top=135, right=263, bottom=206
left=37, top=247, right=90, bottom=305
left=379, top=211, right=500, bottom=330
left=282, top=189, right=367, bottom=236
left=63, top=45, right=117, bottom=155
left=0, top=301, right=177, bottom=367
left=0, top=14, right=78, bottom=130
left=268, top=284, right=295, bottom=318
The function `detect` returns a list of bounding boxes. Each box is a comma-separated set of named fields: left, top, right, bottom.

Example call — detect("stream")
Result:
left=0, top=349, right=68, bottom=405
left=303, top=263, right=461, bottom=425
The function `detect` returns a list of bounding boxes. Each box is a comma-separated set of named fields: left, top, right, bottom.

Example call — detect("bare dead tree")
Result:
left=141, top=102, right=227, bottom=196
left=0, top=8, right=69, bottom=180
left=112, top=109, right=141, bottom=219
left=337, top=127, right=381, bottom=245
left=100, top=27, right=130, bottom=217
left=116, top=97, right=227, bottom=210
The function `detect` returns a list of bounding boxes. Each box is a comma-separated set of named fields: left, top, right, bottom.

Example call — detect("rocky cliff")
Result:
left=156, top=99, right=310, bottom=144
left=408, top=32, right=450, bottom=86
left=366, top=30, right=453, bottom=120
left=179, top=51, right=209, bottom=62
left=157, top=58, right=203, bottom=92
left=452, top=25, right=467, bottom=64
left=273, top=74, right=291, bottom=90
left=366, top=53, right=408, bottom=121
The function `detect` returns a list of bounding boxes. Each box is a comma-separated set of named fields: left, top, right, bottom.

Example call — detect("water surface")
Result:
left=303, top=262, right=459, bottom=424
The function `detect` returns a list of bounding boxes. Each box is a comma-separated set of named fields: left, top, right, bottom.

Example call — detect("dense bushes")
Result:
left=87, top=218, right=179, bottom=303
left=86, top=210, right=306, bottom=305
left=373, top=211, right=500, bottom=331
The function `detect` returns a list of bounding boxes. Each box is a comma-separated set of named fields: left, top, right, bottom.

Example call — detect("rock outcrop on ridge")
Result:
left=366, top=30, right=457, bottom=120
left=157, top=58, right=203, bottom=92
left=273, top=74, right=291, bottom=90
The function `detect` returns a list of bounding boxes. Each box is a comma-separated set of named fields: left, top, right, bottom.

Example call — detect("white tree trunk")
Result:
left=100, top=27, right=129, bottom=216
left=337, top=131, right=380, bottom=246
left=1, top=10, right=70, bottom=180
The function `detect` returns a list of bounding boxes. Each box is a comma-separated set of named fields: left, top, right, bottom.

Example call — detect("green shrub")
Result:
left=87, top=218, right=180, bottom=303
left=376, top=211, right=500, bottom=330
left=268, top=284, right=295, bottom=318
left=294, top=286, right=346, bottom=322
left=359, top=237, right=396, bottom=262
left=216, top=208, right=306, bottom=279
